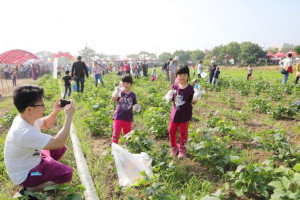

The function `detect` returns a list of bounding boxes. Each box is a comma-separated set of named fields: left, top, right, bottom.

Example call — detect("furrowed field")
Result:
left=1, top=67, right=300, bottom=200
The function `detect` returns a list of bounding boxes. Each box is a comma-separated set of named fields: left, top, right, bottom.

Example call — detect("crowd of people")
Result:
left=0, top=63, right=52, bottom=86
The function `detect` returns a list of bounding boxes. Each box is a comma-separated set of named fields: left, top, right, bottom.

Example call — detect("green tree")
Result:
left=203, top=45, right=226, bottom=65
left=226, top=42, right=241, bottom=62
left=173, top=49, right=191, bottom=64
left=238, top=42, right=266, bottom=65
left=281, top=47, right=290, bottom=53
left=138, top=51, right=157, bottom=60
left=267, top=48, right=278, bottom=54
left=78, top=47, right=97, bottom=62
left=293, top=45, right=300, bottom=55
left=190, top=50, right=205, bottom=62
left=58, top=57, right=72, bottom=66
left=35, top=51, right=52, bottom=62
left=158, top=52, right=172, bottom=62
left=127, top=54, right=139, bottom=60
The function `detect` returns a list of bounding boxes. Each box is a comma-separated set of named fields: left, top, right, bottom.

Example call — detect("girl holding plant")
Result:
left=164, top=65, right=200, bottom=159
left=111, top=75, right=140, bottom=144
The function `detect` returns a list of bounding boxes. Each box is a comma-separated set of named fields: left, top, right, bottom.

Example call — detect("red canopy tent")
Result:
left=273, top=51, right=286, bottom=58
left=266, top=52, right=274, bottom=57
left=0, top=49, right=40, bottom=65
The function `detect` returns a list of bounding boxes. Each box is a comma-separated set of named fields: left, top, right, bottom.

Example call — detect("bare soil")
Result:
left=92, top=136, right=111, bottom=155
left=0, top=78, right=35, bottom=97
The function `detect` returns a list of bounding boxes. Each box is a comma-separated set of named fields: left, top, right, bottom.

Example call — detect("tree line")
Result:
left=35, top=42, right=300, bottom=67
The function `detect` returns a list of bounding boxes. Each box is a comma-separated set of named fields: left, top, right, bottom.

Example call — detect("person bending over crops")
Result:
left=111, top=74, right=140, bottom=143
left=4, top=85, right=75, bottom=194
left=164, top=65, right=199, bottom=159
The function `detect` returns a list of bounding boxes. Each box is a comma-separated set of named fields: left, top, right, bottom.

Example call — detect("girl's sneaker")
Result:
left=178, top=147, right=186, bottom=159
left=169, top=145, right=179, bottom=157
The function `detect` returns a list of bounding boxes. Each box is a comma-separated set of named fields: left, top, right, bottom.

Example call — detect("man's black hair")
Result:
left=77, top=56, right=82, bottom=60
left=169, top=58, right=173, bottom=61
left=287, top=53, right=292, bottom=58
left=13, top=85, right=44, bottom=113
left=65, top=70, right=70, bottom=74
left=121, top=74, right=133, bottom=84
left=176, top=64, right=190, bottom=77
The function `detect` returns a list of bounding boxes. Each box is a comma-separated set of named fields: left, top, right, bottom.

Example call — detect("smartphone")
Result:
left=60, top=99, right=71, bottom=107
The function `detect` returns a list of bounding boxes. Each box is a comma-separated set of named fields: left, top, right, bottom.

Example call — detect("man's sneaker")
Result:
left=178, top=147, right=186, bottom=159
left=169, top=145, right=179, bottom=157
left=14, top=188, right=38, bottom=200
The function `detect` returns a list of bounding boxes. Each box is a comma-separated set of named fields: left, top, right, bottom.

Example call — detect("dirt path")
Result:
left=0, top=78, right=35, bottom=97
left=0, top=78, right=34, bottom=118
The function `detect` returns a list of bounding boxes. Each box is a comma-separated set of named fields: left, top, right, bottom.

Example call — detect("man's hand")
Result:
left=54, top=98, right=64, bottom=114
left=64, top=101, right=75, bottom=118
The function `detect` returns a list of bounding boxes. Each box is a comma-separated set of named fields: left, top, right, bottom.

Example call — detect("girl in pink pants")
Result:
left=165, top=65, right=198, bottom=159
left=111, top=75, right=138, bottom=143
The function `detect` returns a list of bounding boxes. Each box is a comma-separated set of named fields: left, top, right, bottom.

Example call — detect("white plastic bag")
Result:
left=112, top=84, right=125, bottom=98
left=193, top=85, right=205, bottom=100
left=112, top=143, right=153, bottom=187
left=163, top=89, right=176, bottom=103
left=201, top=72, right=208, bottom=78
left=133, top=104, right=141, bottom=112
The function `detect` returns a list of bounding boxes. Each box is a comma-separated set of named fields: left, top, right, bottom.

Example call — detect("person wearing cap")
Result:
left=209, top=60, right=217, bottom=84
left=71, top=56, right=89, bottom=92
left=169, top=56, right=179, bottom=85
left=192, top=78, right=198, bottom=88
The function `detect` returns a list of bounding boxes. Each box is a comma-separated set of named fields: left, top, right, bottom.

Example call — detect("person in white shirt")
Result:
left=4, top=85, right=75, bottom=193
left=279, top=53, right=293, bottom=84
left=197, top=60, right=203, bottom=78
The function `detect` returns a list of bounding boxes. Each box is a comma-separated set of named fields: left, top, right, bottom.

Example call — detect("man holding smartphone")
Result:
left=4, top=85, right=75, bottom=194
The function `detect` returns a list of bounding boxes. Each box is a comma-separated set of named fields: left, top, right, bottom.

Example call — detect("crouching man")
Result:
left=4, top=85, right=75, bottom=193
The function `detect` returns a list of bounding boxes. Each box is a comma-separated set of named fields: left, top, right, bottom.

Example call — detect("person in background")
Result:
left=165, top=58, right=172, bottom=82
left=10, top=66, right=18, bottom=86
left=92, top=61, right=104, bottom=87
left=119, top=62, right=124, bottom=76
left=133, top=65, right=139, bottom=79
left=62, top=70, right=72, bottom=99
left=192, top=78, right=198, bottom=88
left=169, top=56, right=179, bottom=84
left=295, top=61, right=300, bottom=84
left=197, top=60, right=203, bottom=78
left=142, top=62, right=148, bottom=77
left=137, top=63, right=142, bottom=76
left=4, top=65, right=10, bottom=79
left=124, top=61, right=130, bottom=74
left=209, top=60, right=217, bottom=84
left=32, top=64, right=38, bottom=84
left=57, top=66, right=62, bottom=78
left=71, top=56, right=89, bottom=92
left=279, top=53, right=293, bottom=84
left=4, top=85, right=74, bottom=194
left=212, top=67, right=220, bottom=85
left=247, top=64, right=253, bottom=80
left=192, top=63, right=196, bottom=76
left=151, top=65, right=157, bottom=82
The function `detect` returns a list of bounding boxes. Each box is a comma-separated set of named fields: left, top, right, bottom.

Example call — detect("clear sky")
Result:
left=0, top=0, right=299, bottom=57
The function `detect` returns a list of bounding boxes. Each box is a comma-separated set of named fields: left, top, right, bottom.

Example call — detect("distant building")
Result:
left=271, top=43, right=294, bottom=50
